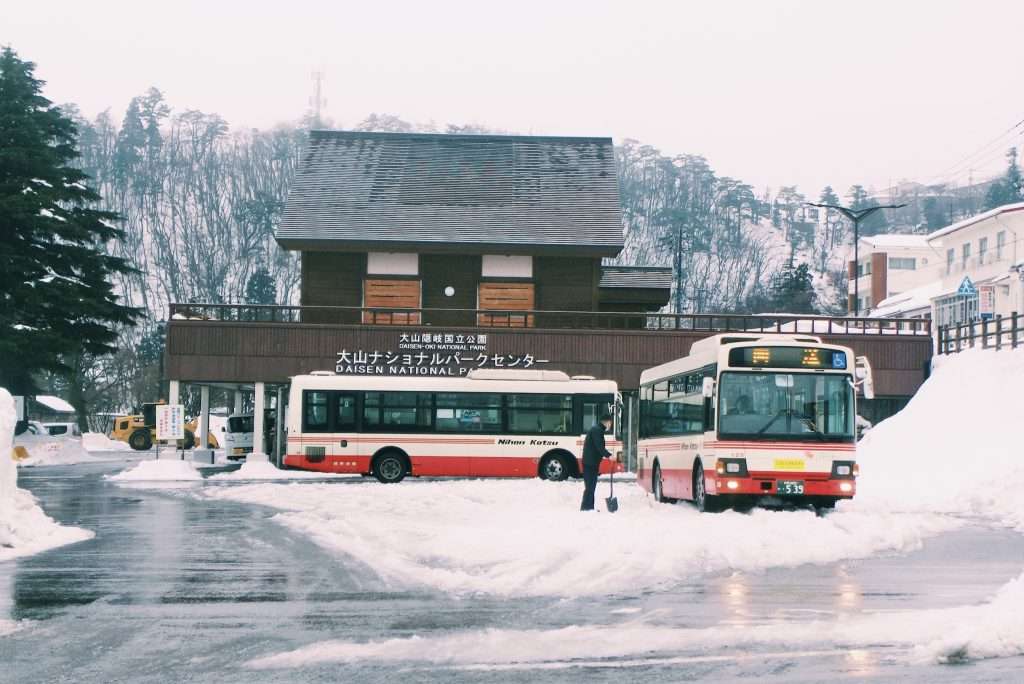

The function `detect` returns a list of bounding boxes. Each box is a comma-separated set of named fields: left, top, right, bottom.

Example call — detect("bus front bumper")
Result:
left=710, top=473, right=856, bottom=498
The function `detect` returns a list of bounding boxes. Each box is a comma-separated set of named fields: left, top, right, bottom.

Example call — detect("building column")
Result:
left=168, top=380, right=180, bottom=406
left=233, top=389, right=243, bottom=415
left=252, top=382, right=267, bottom=460
left=199, top=385, right=210, bottom=450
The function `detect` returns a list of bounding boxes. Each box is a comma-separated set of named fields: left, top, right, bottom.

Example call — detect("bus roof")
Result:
left=291, top=372, right=618, bottom=395
left=640, top=334, right=848, bottom=385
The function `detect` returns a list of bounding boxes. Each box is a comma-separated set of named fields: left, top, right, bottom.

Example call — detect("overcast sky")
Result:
left=5, top=1, right=1023, bottom=196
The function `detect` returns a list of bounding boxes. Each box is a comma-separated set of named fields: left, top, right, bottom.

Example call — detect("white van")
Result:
left=223, top=410, right=275, bottom=460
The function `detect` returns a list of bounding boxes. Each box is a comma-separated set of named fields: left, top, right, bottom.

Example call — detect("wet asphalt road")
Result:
left=2, top=459, right=1024, bottom=683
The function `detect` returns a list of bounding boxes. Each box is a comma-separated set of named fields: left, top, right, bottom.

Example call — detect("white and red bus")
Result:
left=285, top=369, right=622, bottom=482
left=637, top=334, right=873, bottom=512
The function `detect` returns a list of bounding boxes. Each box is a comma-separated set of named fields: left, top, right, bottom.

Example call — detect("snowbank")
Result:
left=82, top=432, right=127, bottom=452
left=855, top=349, right=1024, bottom=529
left=13, top=433, right=95, bottom=467
left=207, top=479, right=954, bottom=598
left=209, top=460, right=356, bottom=481
left=249, top=570, right=1024, bottom=669
left=0, top=388, right=94, bottom=562
left=107, top=458, right=203, bottom=482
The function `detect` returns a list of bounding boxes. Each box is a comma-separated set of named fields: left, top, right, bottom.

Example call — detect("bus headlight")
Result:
left=839, top=482, right=853, bottom=493
left=715, top=458, right=748, bottom=477
left=831, top=461, right=857, bottom=480
left=726, top=480, right=740, bottom=490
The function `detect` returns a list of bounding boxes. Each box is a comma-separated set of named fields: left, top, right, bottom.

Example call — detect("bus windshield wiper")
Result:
left=800, top=417, right=828, bottom=441
left=756, top=409, right=788, bottom=435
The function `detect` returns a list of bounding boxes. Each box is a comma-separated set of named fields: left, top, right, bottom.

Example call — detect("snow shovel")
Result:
left=605, top=468, right=619, bottom=513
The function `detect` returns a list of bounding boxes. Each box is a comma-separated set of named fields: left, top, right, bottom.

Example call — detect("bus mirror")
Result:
left=702, top=377, right=716, bottom=398
left=855, top=355, right=875, bottom=400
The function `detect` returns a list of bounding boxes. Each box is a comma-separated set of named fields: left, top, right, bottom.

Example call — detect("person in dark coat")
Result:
left=580, top=413, right=614, bottom=511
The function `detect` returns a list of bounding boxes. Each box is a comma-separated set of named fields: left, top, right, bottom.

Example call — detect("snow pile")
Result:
left=248, top=571, right=1024, bottom=669
left=13, top=433, right=95, bottom=467
left=209, top=460, right=355, bottom=481
left=855, top=349, right=1024, bottom=529
left=207, top=479, right=954, bottom=598
left=0, top=388, right=94, bottom=562
left=82, top=432, right=126, bottom=451
left=107, top=458, right=203, bottom=482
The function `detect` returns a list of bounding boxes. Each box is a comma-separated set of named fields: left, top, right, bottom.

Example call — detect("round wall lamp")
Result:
left=443, top=286, right=455, bottom=297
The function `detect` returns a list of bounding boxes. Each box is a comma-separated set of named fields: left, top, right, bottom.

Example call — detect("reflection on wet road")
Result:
left=1, top=460, right=1023, bottom=683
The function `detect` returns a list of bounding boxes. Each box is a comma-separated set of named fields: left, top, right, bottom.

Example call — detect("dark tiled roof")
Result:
left=599, top=266, right=673, bottom=289
left=277, top=130, right=624, bottom=256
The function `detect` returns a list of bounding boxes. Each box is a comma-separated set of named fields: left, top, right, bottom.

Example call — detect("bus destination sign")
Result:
left=729, top=346, right=847, bottom=370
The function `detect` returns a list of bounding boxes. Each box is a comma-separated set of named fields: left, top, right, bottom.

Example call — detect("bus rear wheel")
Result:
left=652, top=462, right=674, bottom=503
left=693, top=464, right=724, bottom=513
left=373, top=451, right=408, bottom=484
left=539, top=453, right=572, bottom=481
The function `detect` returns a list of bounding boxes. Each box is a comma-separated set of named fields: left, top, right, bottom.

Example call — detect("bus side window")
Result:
left=304, top=391, right=329, bottom=432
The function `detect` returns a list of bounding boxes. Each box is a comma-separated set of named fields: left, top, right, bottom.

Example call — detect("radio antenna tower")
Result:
left=309, top=70, right=327, bottom=129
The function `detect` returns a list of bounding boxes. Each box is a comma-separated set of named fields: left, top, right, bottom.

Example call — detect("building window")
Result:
left=962, top=243, right=971, bottom=269
left=979, top=237, right=988, bottom=265
left=946, top=248, right=954, bottom=274
left=935, top=293, right=979, bottom=328
left=482, top=255, right=532, bottom=278
left=477, top=282, right=535, bottom=327
left=997, top=231, right=1006, bottom=260
left=367, top=252, right=419, bottom=275
left=363, top=279, right=422, bottom=325
left=888, top=257, right=916, bottom=270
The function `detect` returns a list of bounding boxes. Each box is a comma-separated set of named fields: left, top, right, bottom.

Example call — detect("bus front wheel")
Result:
left=693, top=464, right=724, bottom=513
left=372, top=451, right=408, bottom=484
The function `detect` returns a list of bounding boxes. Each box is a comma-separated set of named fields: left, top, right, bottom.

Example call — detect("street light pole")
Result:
left=807, top=202, right=906, bottom=316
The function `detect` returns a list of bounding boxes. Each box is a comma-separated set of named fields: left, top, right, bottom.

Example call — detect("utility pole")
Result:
left=310, top=70, right=326, bottom=129
left=807, top=202, right=906, bottom=316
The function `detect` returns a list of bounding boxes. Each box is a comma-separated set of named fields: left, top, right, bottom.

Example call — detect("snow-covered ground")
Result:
left=0, top=388, right=94, bottom=562
left=106, top=458, right=203, bottom=482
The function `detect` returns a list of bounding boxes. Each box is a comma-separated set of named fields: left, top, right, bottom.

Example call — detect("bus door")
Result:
left=332, top=392, right=360, bottom=468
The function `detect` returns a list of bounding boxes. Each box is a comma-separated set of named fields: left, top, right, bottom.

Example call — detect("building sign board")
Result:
left=978, top=284, right=995, bottom=320
left=335, top=331, right=550, bottom=376
left=957, top=276, right=977, bottom=296
left=155, top=404, right=184, bottom=441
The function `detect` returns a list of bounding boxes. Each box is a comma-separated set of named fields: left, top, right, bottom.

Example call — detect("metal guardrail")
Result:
left=169, top=303, right=932, bottom=336
left=938, top=312, right=1021, bottom=353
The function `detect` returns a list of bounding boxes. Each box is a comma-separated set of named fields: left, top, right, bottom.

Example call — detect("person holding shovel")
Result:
left=580, top=413, right=614, bottom=511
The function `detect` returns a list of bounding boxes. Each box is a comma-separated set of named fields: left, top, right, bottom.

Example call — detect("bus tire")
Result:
left=539, top=451, right=574, bottom=481
left=372, top=450, right=408, bottom=484
left=128, top=429, right=152, bottom=451
left=693, top=463, right=724, bottom=513
left=814, top=497, right=838, bottom=517
left=652, top=461, right=674, bottom=504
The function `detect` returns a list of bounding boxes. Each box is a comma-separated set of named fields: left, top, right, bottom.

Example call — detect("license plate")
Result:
left=776, top=480, right=805, bottom=495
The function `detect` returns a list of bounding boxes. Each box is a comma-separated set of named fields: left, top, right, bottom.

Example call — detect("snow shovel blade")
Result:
left=605, top=494, right=619, bottom=513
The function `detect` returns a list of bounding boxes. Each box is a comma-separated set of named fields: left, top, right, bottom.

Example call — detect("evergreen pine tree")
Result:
left=245, top=266, right=277, bottom=304
left=983, top=147, right=1023, bottom=210
left=0, top=47, right=140, bottom=395
left=769, top=263, right=818, bottom=314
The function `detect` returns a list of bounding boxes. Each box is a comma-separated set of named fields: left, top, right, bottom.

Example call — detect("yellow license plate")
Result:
left=773, top=458, right=805, bottom=471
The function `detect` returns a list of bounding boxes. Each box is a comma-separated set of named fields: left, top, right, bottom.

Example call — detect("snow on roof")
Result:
left=871, top=281, right=948, bottom=318
left=33, top=395, right=76, bottom=413
left=860, top=234, right=929, bottom=248
left=926, top=202, right=1024, bottom=242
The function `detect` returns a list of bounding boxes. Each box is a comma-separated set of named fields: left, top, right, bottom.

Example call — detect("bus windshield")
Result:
left=718, top=372, right=854, bottom=441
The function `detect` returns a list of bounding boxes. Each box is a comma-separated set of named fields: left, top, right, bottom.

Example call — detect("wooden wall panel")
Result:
left=421, top=254, right=480, bottom=327
left=478, top=282, right=535, bottom=327
left=362, top=279, right=421, bottom=325
left=301, top=251, right=365, bottom=324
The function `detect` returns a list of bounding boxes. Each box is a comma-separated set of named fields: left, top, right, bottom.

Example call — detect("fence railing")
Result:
left=938, top=313, right=1022, bottom=354
left=169, top=303, right=932, bottom=336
